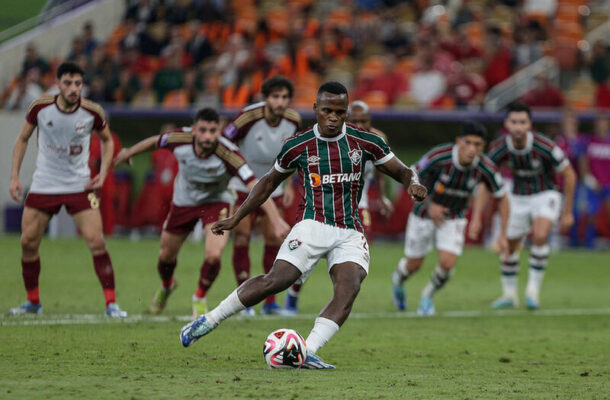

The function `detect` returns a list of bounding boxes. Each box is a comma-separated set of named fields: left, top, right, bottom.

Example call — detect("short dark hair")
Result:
left=262, top=75, right=294, bottom=98
left=458, top=121, right=488, bottom=141
left=506, top=101, right=532, bottom=119
left=57, top=62, right=84, bottom=79
left=317, top=81, right=348, bottom=99
left=194, top=107, right=220, bottom=123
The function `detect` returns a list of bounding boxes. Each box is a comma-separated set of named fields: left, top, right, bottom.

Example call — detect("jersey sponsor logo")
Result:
left=288, top=239, right=301, bottom=250
left=435, top=182, right=469, bottom=197
left=348, top=149, right=362, bottom=165
left=74, top=120, right=86, bottom=134
left=70, top=145, right=83, bottom=156
left=309, top=172, right=362, bottom=187
left=307, top=155, right=320, bottom=166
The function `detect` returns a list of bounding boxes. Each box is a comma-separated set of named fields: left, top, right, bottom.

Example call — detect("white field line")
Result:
left=2, top=307, right=610, bottom=327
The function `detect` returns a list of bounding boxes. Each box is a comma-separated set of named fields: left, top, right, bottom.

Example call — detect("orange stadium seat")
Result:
left=359, top=56, right=387, bottom=79
left=393, top=57, right=416, bottom=77
left=464, top=22, right=484, bottom=47
left=162, top=90, right=189, bottom=108
left=360, top=90, right=389, bottom=109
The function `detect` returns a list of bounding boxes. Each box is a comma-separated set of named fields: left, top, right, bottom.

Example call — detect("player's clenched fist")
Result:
left=408, top=183, right=427, bottom=202
left=211, top=217, right=237, bottom=235
left=10, top=177, right=22, bottom=202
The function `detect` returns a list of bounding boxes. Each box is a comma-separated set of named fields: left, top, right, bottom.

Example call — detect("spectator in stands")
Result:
left=581, top=114, right=610, bottom=248
left=521, top=76, right=565, bottom=108
left=446, top=61, right=486, bottom=108
left=132, top=72, right=158, bottom=107
left=87, top=75, right=109, bottom=103
left=22, top=44, right=49, bottom=75
left=4, top=68, right=43, bottom=110
left=109, top=69, right=139, bottom=104
left=188, top=29, right=214, bottom=64
left=153, top=51, right=183, bottom=103
left=513, top=21, right=544, bottom=69
left=67, top=36, right=86, bottom=61
left=587, top=40, right=610, bottom=85
left=352, top=56, right=407, bottom=105
left=483, top=26, right=513, bottom=88
left=83, top=21, right=99, bottom=55
left=124, top=0, right=159, bottom=25
left=441, top=25, right=482, bottom=62
left=409, top=55, right=446, bottom=107
left=216, top=34, right=251, bottom=88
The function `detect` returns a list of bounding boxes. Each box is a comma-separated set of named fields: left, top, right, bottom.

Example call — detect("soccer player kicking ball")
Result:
left=113, top=108, right=289, bottom=317
left=9, top=62, right=127, bottom=317
left=284, top=99, right=394, bottom=314
left=223, top=76, right=301, bottom=316
left=487, top=102, right=576, bottom=309
left=391, top=122, right=510, bottom=316
left=179, top=82, right=427, bottom=369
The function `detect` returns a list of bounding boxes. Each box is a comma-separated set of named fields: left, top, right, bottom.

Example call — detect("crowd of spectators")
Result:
left=1, top=0, right=609, bottom=111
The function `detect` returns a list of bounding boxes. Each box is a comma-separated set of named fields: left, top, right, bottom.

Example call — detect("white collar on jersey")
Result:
left=451, top=144, right=479, bottom=171
left=505, top=131, right=533, bottom=155
left=313, top=123, right=346, bottom=142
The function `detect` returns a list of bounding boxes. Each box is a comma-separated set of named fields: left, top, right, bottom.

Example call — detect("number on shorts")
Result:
left=88, top=193, right=99, bottom=209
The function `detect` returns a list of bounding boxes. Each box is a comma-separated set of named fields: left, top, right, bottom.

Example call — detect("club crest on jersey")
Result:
left=288, top=239, right=301, bottom=250
left=74, top=120, right=86, bottom=134
left=307, top=155, right=320, bottom=166
left=348, top=149, right=362, bottom=165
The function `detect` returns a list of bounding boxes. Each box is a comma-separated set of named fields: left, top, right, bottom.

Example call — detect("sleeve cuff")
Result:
left=373, top=152, right=394, bottom=166
left=274, top=160, right=295, bottom=174
left=492, top=186, right=507, bottom=199
left=554, top=158, right=570, bottom=173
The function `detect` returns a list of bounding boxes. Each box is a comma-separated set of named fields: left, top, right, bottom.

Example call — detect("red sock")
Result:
left=22, top=258, right=41, bottom=304
left=263, top=245, right=280, bottom=305
left=232, top=245, right=250, bottom=286
left=158, top=260, right=177, bottom=289
left=195, top=260, right=221, bottom=298
left=93, top=252, right=116, bottom=306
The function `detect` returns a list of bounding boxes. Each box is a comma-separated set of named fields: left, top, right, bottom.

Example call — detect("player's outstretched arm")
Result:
left=212, top=168, right=290, bottom=235
left=375, top=156, right=427, bottom=201
left=10, top=121, right=36, bottom=202
left=86, top=125, right=115, bottom=190
left=113, top=135, right=160, bottom=166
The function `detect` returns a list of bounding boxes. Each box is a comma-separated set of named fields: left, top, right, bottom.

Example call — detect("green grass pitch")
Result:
left=1, top=235, right=609, bottom=399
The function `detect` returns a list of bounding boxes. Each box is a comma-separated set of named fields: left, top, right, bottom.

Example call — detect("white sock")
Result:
left=421, top=265, right=451, bottom=298
left=500, top=252, right=520, bottom=299
left=393, top=257, right=409, bottom=286
left=526, top=245, right=549, bottom=297
left=206, top=289, right=245, bottom=326
left=305, top=317, right=340, bottom=354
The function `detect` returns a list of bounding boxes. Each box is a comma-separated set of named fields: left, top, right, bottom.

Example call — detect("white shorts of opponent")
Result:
left=403, top=213, right=468, bottom=258
left=276, top=219, right=370, bottom=285
left=507, top=190, right=562, bottom=239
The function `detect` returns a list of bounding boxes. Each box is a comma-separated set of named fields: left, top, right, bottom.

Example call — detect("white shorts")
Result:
left=404, top=213, right=468, bottom=258
left=507, top=190, right=562, bottom=239
left=276, top=219, right=370, bottom=285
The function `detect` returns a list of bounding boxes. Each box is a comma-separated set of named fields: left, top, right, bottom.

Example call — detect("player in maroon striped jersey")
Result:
left=485, top=102, right=576, bottom=309
left=179, top=82, right=427, bottom=369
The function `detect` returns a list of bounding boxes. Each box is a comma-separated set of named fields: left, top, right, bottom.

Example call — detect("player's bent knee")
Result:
left=20, top=235, right=40, bottom=254
left=204, top=253, right=222, bottom=265
left=158, top=248, right=178, bottom=263
left=233, top=233, right=250, bottom=247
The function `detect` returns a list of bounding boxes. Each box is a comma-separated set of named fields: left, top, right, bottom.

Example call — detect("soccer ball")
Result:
left=263, top=328, right=307, bottom=369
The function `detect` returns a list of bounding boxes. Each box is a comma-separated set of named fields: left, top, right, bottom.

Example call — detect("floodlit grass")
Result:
left=0, top=0, right=46, bottom=34
left=1, top=235, right=609, bottom=399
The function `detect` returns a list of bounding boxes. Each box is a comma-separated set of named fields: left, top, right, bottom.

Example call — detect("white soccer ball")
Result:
left=263, top=328, right=307, bottom=369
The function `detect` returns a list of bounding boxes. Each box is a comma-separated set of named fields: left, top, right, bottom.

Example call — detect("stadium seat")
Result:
left=162, top=90, right=189, bottom=108
left=360, top=90, right=389, bottom=109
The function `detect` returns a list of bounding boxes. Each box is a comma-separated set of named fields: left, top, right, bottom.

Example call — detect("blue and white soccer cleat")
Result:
left=105, top=303, right=128, bottom=318
left=417, top=297, right=435, bottom=316
left=284, top=292, right=299, bottom=314
left=261, top=302, right=293, bottom=316
left=301, top=353, right=336, bottom=369
left=392, top=283, right=406, bottom=311
left=525, top=296, right=539, bottom=310
left=180, top=315, right=215, bottom=347
left=8, top=301, right=42, bottom=316
left=491, top=296, right=518, bottom=309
